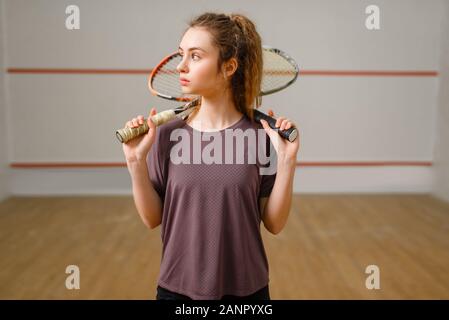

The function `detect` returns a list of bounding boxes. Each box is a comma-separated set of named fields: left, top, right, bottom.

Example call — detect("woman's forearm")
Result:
left=263, top=160, right=296, bottom=234
left=127, top=159, right=163, bottom=229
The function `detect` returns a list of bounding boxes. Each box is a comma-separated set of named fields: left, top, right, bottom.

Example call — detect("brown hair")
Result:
left=185, top=12, right=263, bottom=120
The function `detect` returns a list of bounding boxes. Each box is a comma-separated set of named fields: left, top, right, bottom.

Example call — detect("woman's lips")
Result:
left=180, top=79, right=190, bottom=86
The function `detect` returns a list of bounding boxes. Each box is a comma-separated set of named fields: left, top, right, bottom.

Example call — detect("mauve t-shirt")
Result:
left=146, top=114, right=277, bottom=300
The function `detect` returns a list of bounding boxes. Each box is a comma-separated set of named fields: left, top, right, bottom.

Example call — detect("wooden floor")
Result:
left=1, top=194, right=449, bottom=299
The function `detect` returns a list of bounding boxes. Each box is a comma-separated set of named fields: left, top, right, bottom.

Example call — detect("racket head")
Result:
left=148, top=46, right=299, bottom=102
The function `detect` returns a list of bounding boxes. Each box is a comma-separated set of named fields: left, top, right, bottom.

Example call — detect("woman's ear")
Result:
left=222, top=57, right=238, bottom=78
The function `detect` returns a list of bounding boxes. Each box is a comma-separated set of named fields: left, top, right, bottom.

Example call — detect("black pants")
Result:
left=156, top=285, right=270, bottom=300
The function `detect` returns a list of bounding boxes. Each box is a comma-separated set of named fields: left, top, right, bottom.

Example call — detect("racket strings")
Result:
left=151, top=56, right=184, bottom=97
left=261, top=50, right=297, bottom=93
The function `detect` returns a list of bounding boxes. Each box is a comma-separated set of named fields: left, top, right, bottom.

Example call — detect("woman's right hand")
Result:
left=122, top=107, right=158, bottom=163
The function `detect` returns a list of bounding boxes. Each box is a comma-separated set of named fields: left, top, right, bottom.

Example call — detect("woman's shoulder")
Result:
left=156, top=117, right=188, bottom=139
left=238, top=113, right=269, bottom=138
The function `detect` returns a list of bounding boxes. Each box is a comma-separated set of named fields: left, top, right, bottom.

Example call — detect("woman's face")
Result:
left=177, top=27, right=227, bottom=97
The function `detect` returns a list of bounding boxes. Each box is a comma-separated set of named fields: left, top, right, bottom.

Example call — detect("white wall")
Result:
left=1, top=0, right=446, bottom=195
left=433, top=1, right=449, bottom=202
left=0, top=0, right=10, bottom=201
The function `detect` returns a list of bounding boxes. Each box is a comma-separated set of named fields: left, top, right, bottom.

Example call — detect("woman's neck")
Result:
left=187, top=90, right=244, bottom=131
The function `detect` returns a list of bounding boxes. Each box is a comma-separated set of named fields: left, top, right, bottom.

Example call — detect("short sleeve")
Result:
left=146, top=128, right=166, bottom=203
left=259, top=132, right=277, bottom=198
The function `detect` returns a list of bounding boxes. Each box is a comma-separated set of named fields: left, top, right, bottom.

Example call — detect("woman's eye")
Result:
left=178, top=52, right=200, bottom=60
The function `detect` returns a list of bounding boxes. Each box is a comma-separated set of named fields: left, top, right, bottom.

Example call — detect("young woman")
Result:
left=122, top=12, right=300, bottom=300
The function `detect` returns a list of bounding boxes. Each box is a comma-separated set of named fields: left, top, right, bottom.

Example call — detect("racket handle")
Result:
left=253, top=109, right=298, bottom=142
left=116, top=109, right=176, bottom=143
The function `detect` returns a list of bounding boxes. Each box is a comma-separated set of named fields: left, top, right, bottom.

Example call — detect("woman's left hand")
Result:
left=260, top=109, right=300, bottom=166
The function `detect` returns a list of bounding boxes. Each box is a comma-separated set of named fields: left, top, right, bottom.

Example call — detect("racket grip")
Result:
left=253, top=109, right=298, bottom=142
left=116, top=109, right=176, bottom=143
left=116, top=122, right=149, bottom=143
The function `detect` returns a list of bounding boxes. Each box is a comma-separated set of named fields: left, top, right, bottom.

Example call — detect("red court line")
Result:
left=9, top=161, right=432, bottom=168
left=7, top=68, right=439, bottom=77
left=10, top=162, right=127, bottom=168
left=298, top=161, right=432, bottom=167
left=300, top=70, right=438, bottom=77
left=7, top=68, right=151, bottom=74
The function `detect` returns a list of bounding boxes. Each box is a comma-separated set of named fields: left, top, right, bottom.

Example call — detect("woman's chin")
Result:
left=181, top=87, right=199, bottom=96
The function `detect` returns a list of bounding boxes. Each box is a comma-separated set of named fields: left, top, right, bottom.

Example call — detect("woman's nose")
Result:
left=176, top=58, right=188, bottom=73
